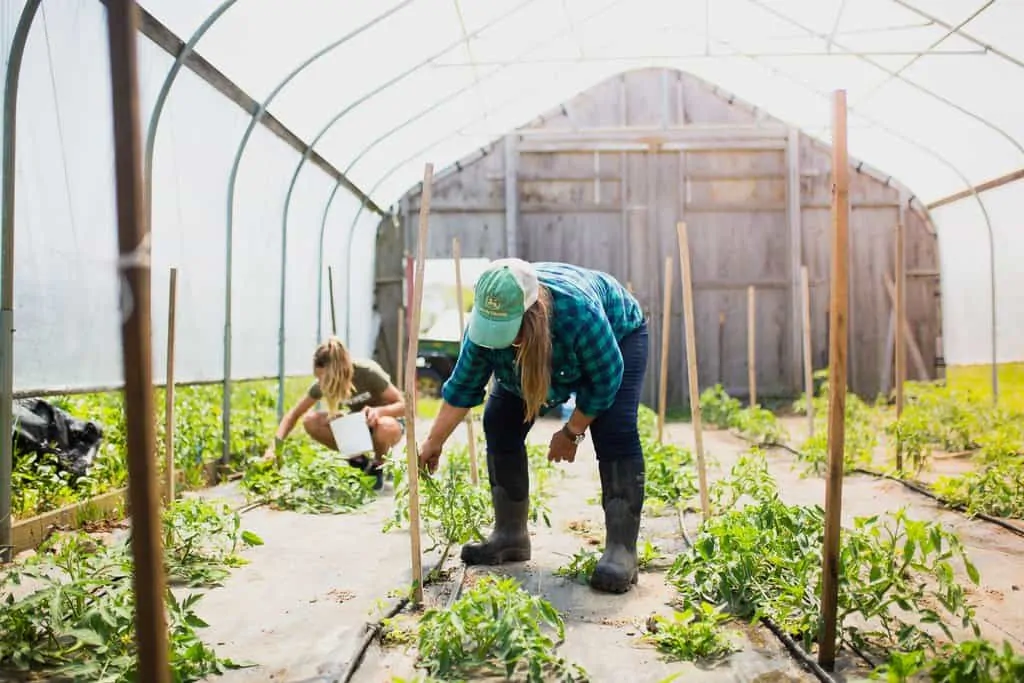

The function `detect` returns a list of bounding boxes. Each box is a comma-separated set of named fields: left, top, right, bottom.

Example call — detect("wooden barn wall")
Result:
left=389, top=68, right=941, bottom=407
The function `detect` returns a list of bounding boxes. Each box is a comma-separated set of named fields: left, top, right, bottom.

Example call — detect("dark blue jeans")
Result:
left=482, top=322, right=649, bottom=496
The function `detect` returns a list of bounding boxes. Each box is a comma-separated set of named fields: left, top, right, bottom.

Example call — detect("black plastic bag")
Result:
left=12, top=398, right=104, bottom=479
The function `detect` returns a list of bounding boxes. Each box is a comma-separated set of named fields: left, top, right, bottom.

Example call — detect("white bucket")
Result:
left=329, top=412, right=374, bottom=458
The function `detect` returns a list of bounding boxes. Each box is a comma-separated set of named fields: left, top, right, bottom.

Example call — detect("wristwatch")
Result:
left=560, top=423, right=586, bottom=445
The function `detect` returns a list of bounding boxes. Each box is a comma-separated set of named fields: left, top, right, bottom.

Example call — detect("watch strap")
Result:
left=561, top=423, right=585, bottom=445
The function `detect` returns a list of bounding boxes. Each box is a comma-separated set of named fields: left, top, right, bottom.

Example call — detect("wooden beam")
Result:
left=676, top=222, right=710, bottom=518
left=658, top=257, right=673, bottom=443
left=884, top=274, right=928, bottom=379
left=927, top=168, right=1024, bottom=210
left=895, top=219, right=906, bottom=473
left=748, top=286, right=757, bottom=407
left=503, top=134, right=518, bottom=258
left=787, top=128, right=803, bottom=393
left=516, top=123, right=790, bottom=142
left=452, top=237, right=479, bottom=485
left=12, top=487, right=128, bottom=553
left=106, top=1, right=170, bottom=680
left=403, top=164, right=433, bottom=605
left=819, top=89, right=849, bottom=672
left=801, top=266, right=814, bottom=437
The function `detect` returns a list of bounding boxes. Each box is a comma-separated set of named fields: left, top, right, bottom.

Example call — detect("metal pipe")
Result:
left=343, top=203, right=368, bottom=345
left=0, top=0, right=42, bottom=563
left=316, top=182, right=345, bottom=344
left=142, top=0, right=237, bottom=221
left=224, top=2, right=410, bottom=452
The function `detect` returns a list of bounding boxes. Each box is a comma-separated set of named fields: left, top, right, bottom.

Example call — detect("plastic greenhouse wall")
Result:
left=1, top=1, right=379, bottom=395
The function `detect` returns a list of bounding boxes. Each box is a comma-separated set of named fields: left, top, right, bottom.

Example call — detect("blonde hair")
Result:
left=313, top=336, right=353, bottom=412
left=516, top=286, right=552, bottom=423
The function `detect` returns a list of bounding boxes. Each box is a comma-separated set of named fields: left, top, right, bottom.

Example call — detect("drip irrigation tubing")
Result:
left=778, top=440, right=1023, bottom=539
left=734, top=431, right=1024, bottom=541
left=337, top=542, right=454, bottom=683
left=676, top=507, right=839, bottom=683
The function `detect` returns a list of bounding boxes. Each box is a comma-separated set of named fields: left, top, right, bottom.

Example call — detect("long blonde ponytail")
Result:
left=516, top=286, right=552, bottom=423
left=313, top=336, right=353, bottom=412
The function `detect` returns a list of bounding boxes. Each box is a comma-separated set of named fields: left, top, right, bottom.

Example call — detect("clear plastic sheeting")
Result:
left=133, top=0, right=1023, bottom=367
left=1, top=0, right=1023, bottom=397
left=2, top=0, right=379, bottom=393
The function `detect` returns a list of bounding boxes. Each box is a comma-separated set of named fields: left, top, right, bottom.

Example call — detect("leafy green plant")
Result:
left=709, top=448, right=778, bottom=512
left=699, top=384, right=742, bottom=430
left=796, top=379, right=878, bottom=476
left=554, top=540, right=662, bottom=584
left=641, top=438, right=698, bottom=511
left=669, top=461, right=980, bottom=658
left=415, top=574, right=587, bottom=682
left=163, top=497, right=264, bottom=586
left=242, top=439, right=378, bottom=514
left=873, top=638, right=1024, bottom=682
left=0, top=497, right=259, bottom=681
left=645, top=603, right=737, bottom=662
left=933, top=461, right=1024, bottom=520
left=731, top=405, right=788, bottom=446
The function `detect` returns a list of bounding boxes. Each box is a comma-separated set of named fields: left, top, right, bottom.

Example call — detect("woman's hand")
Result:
left=418, top=436, right=443, bottom=474
left=547, top=428, right=578, bottom=463
left=363, top=406, right=381, bottom=428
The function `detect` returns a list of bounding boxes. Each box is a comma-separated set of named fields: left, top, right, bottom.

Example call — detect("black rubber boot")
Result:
left=461, top=448, right=531, bottom=565
left=590, top=458, right=645, bottom=594
left=347, top=455, right=383, bottom=490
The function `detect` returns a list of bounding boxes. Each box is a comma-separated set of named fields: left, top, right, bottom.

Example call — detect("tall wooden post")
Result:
left=164, top=268, right=178, bottom=504
left=801, top=266, right=814, bottom=437
left=106, top=2, right=170, bottom=680
left=403, top=164, right=433, bottom=604
left=748, top=285, right=757, bottom=406
left=818, top=90, right=850, bottom=671
left=894, top=220, right=906, bottom=472
left=452, top=238, right=479, bottom=484
left=657, top=257, right=673, bottom=443
left=396, top=306, right=405, bottom=389
left=676, top=222, right=710, bottom=517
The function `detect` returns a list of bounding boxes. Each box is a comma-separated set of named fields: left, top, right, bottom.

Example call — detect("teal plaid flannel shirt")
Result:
left=441, top=263, right=645, bottom=416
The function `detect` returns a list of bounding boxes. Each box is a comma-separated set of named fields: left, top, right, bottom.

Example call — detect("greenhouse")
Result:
left=1, top=0, right=1022, bottom=681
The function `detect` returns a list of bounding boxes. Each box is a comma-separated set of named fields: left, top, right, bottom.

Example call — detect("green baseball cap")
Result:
left=468, top=258, right=540, bottom=349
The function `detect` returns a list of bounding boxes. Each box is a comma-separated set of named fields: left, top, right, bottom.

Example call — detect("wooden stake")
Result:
left=676, top=222, right=710, bottom=518
left=801, top=266, right=814, bottom=437
left=818, top=90, right=849, bottom=671
left=747, top=285, right=757, bottom=407
left=164, top=268, right=178, bottom=505
left=452, top=238, right=479, bottom=485
left=403, top=164, right=433, bottom=605
left=327, top=265, right=338, bottom=336
left=894, top=221, right=906, bottom=472
left=106, top=2, right=170, bottom=680
left=657, top=257, right=673, bottom=443
left=396, top=306, right=405, bottom=389
left=627, top=281, right=633, bottom=294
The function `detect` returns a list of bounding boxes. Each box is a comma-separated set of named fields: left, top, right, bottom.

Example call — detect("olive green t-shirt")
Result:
left=307, top=358, right=392, bottom=412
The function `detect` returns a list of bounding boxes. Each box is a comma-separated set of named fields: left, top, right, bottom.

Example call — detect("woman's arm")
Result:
left=273, top=394, right=317, bottom=444
left=373, top=384, right=406, bottom=418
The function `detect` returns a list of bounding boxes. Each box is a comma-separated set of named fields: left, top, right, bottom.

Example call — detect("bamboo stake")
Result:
left=748, top=285, right=757, bottom=406
left=327, top=265, right=338, bottom=336
left=106, top=2, right=170, bottom=680
left=894, top=221, right=906, bottom=472
left=396, top=306, right=405, bottom=389
left=676, top=222, right=710, bottom=518
left=801, top=266, right=814, bottom=437
left=657, top=257, right=673, bottom=443
left=403, top=164, right=433, bottom=605
left=164, top=268, right=178, bottom=505
left=452, top=238, right=479, bottom=485
left=717, top=312, right=725, bottom=386
left=818, top=90, right=849, bottom=671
